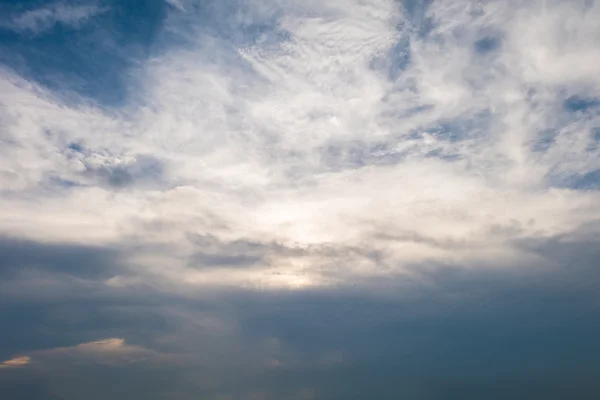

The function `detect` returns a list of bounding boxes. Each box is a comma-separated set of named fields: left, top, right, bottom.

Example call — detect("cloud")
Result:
left=34, top=338, right=162, bottom=365
left=1, top=1, right=600, bottom=396
left=0, top=1, right=169, bottom=106
left=0, top=0, right=599, bottom=292
left=0, top=228, right=599, bottom=398
left=165, top=0, right=186, bottom=12
left=5, top=3, right=107, bottom=34
left=0, top=338, right=164, bottom=369
left=0, top=356, right=30, bottom=369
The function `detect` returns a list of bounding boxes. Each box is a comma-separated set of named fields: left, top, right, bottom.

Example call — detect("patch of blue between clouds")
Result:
left=0, top=0, right=169, bottom=107
left=321, top=111, right=491, bottom=171
left=370, top=0, right=435, bottom=80
left=563, top=95, right=600, bottom=113
left=66, top=143, right=166, bottom=189
left=370, top=34, right=411, bottom=81
left=546, top=165, right=600, bottom=191
left=401, top=0, right=434, bottom=37
left=552, top=95, right=600, bottom=190
left=568, top=169, right=600, bottom=190
left=429, top=111, right=492, bottom=142
left=46, top=176, right=81, bottom=189
left=0, top=0, right=292, bottom=107
left=530, top=129, right=559, bottom=153
left=473, top=36, right=501, bottom=54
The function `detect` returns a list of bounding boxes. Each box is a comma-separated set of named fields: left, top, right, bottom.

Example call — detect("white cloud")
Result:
left=1, top=0, right=600, bottom=291
left=5, top=2, right=107, bottom=34
left=165, top=0, right=186, bottom=12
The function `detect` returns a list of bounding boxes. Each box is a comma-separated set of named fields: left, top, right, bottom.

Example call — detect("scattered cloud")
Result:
left=34, top=338, right=163, bottom=365
left=165, top=0, right=186, bottom=12
left=4, top=2, right=107, bottom=34
left=0, top=338, right=165, bottom=369
left=0, top=356, right=30, bottom=369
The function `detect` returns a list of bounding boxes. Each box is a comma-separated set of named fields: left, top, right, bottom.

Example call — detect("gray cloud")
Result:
left=0, top=237, right=120, bottom=280
left=1, top=230, right=599, bottom=398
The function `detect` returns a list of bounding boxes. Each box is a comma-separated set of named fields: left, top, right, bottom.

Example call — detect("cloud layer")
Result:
left=1, top=0, right=600, bottom=292
left=1, top=0, right=600, bottom=398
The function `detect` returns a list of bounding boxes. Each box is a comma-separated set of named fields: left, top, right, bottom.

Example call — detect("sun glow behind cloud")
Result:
left=1, top=0, right=600, bottom=292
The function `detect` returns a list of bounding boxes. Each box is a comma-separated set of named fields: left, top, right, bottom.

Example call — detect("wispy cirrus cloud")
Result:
left=3, top=2, right=107, bottom=34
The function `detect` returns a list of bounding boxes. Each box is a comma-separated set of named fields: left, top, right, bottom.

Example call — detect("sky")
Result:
left=1, top=0, right=600, bottom=398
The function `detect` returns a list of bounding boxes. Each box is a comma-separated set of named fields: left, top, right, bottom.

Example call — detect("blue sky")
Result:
left=1, top=0, right=600, bottom=398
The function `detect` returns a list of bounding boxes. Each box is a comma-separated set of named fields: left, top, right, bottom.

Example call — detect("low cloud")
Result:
left=36, top=338, right=161, bottom=365
left=1, top=338, right=165, bottom=369
left=0, top=356, right=30, bottom=369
